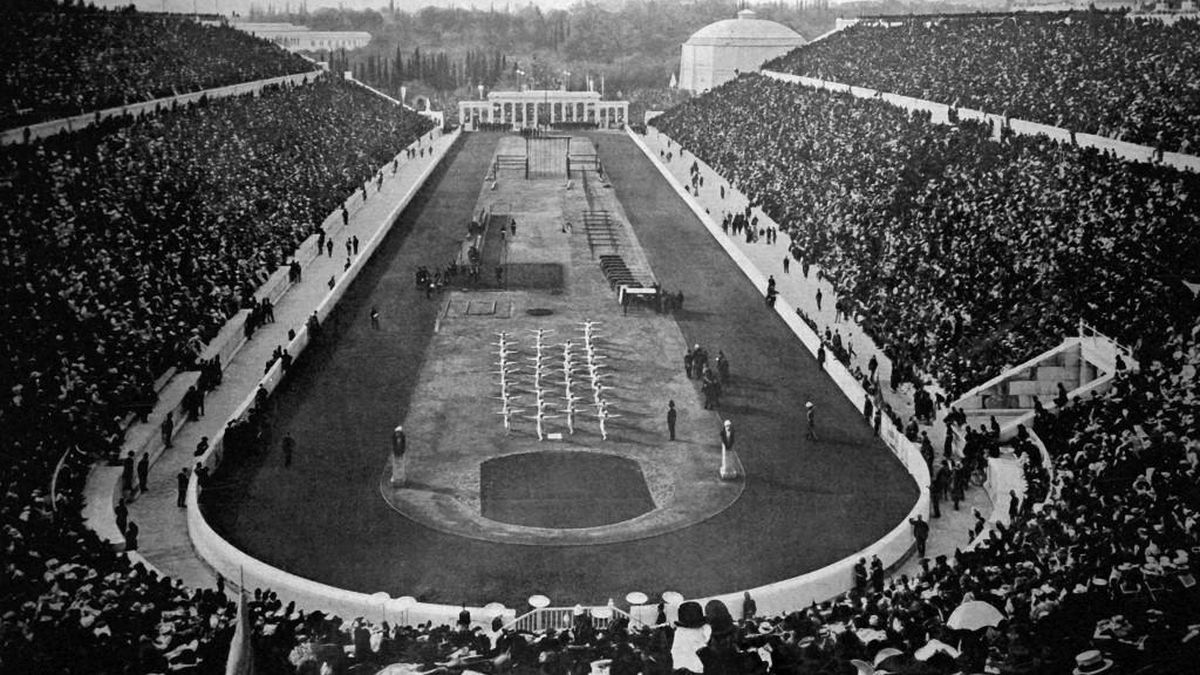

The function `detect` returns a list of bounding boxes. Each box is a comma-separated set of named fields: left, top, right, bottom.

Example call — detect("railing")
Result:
left=505, top=605, right=644, bottom=633
left=1077, top=320, right=1136, bottom=363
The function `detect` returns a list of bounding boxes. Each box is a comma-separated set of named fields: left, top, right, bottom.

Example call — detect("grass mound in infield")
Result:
left=480, top=451, right=655, bottom=528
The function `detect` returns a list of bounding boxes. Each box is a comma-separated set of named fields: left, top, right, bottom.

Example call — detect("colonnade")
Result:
left=460, top=91, right=628, bottom=130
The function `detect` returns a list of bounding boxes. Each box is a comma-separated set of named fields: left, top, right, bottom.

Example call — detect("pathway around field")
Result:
left=125, top=130, right=457, bottom=589
left=637, top=128, right=989, bottom=575
left=200, top=131, right=916, bottom=607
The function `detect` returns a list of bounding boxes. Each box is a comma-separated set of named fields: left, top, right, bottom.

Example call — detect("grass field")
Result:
left=202, top=131, right=917, bottom=607
left=480, top=452, right=656, bottom=529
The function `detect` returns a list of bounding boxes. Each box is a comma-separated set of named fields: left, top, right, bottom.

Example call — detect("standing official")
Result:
left=282, top=434, right=295, bottom=467
left=176, top=468, right=189, bottom=508
left=136, top=452, right=149, bottom=493
left=667, top=401, right=677, bottom=441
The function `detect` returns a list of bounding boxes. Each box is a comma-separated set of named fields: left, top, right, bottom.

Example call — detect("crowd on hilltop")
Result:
left=765, top=11, right=1200, bottom=154
left=652, top=74, right=1200, bottom=397
left=0, top=75, right=433, bottom=671
left=0, top=1, right=312, bottom=129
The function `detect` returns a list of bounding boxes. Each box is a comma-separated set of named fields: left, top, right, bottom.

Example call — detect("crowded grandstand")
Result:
left=3, top=1, right=1200, bottom=674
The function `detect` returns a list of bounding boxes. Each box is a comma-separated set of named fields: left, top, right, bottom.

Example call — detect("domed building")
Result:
left=678, top=9, right=807, bottom=94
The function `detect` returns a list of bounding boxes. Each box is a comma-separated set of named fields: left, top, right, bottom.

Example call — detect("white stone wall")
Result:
left=680, top=42, right=801, bottom=93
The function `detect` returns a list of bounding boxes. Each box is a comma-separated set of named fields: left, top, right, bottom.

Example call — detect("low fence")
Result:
left=505, top=606, right=642, bottom=633
left=965, top=429, right=1055, bottom=552
left=627, top=127, right=929, bottom=623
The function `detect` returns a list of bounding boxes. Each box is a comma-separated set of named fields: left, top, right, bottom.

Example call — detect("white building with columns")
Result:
left=459, top=90, right=628, bottom=130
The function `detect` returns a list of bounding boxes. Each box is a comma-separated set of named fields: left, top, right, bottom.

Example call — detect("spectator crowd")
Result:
left=2, top=70, right=433, bottom=669
left=169, top=246, right=1197, bottom=673
left=4, top=3, right=1200, bottom=674
left=652, top=74, right=1200, bottom=397
left=1, top=0, right=313, bottom=129
left=765, top=11, right=1200, bottom=154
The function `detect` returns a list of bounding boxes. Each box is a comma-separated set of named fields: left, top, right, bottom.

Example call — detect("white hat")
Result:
left=1072, top=649, right=1113, bottom=675
left=723, top=420, right=732, bottom=427
left=806, top=402, right=814, bottom=409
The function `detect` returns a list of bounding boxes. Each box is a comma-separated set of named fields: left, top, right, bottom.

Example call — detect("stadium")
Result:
left=3, top=1, right=1200, bottom=674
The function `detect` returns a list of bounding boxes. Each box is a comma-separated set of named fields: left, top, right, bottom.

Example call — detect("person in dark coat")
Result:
left=160, top=412, right=174, bottom=448
left=870, top=556, right=884, bottom=592
left=667, top=400, right=677, bottom=440
left=125, top=521, right=139, bottom=551
left=741, top=592, right=757, bottom=621
left=114, top=497, right=128, bottom=534
left=716, top=351, right=730, bottom=384
left=282, top=434, right=295, bottom=467
left=909, top=514, right=930, bottom=557
left=122, top=452, right=135, bottom=494
left=693, top=345, right=708, bottom=374
left=137, top=452, right=149, bottom=492
left=853, top=558, right=868, bottom=593
left=176, top=468, right=189, bottom=508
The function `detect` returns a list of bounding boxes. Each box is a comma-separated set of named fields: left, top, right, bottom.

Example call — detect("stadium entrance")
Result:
left=459, top=89, right=629, bottom=131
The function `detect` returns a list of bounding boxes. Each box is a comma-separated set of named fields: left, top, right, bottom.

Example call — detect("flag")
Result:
left=225, top=584, right=255, bottom=675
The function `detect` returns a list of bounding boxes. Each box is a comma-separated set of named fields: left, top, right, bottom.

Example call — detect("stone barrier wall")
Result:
left=626, top=127, right=930, bottom=622
left=183, top=129, right=527, bottom=629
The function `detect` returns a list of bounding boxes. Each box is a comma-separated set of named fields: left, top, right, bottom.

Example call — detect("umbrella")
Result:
left=848, top=659, right=889, bottom=675
left=625, top=592, right=648, bottom=605
left=874, top=647, right=905, bottom=667
left=914, top=638, right=961, bottom=661
left=946, top=600, right=1005, bottom=631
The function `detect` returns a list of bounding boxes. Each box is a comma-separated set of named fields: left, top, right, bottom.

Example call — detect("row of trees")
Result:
left=283, top=1, right=991, bottom=121
left=269, top=1, right=841, bottom=66
left=330, top=47, right=508, bottom=94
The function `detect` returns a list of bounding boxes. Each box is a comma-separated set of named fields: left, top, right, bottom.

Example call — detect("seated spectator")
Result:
left=0, top=72, right=431, bottom=670
left=1, top=1, right=312, bottom=129
left=766, top=11, right=1200, bottom=153
left=652, top=73, right=1200, bottom=397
